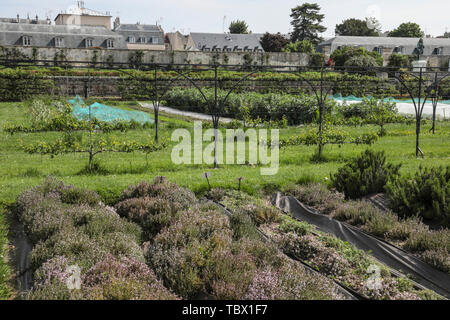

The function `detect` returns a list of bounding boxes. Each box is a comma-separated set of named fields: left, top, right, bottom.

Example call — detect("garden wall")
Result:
left=2, top=46, right=310, bottom=67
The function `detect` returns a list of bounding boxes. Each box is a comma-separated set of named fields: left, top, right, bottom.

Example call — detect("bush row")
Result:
left=332, top=149, right=449, bottom=225
left=114, top=177, right=341, bottom=300
left=1, top=66, right=433, bottom=101
left=214, top=188, right=436, bottom=299
left=15, top=178, right=178, bottom=300
left=287, top=183, right=450, bottom=273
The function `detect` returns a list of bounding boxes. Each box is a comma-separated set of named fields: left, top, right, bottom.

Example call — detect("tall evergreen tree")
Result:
left=290, top=3, right=326, bottom=44
left=229, top=20, right=249, bottom=34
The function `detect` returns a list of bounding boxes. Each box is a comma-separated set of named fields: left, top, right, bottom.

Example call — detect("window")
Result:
left=139, top=37, right=147, bottom=44
left=106, top=39, right=114, bottom=49
left=128, top=36, right=136, bottom=43
left=433, top=47, right=444, bottom=55
left=55, top=37, right=64, bottom=48
left=151, top=37, right=159, bottom=44
left=394, top=46, right=404, bottom=54
left=374, top=46, right=383, bottom=55
left=22, top=36, right=31, bottom=46
left=85, top=39, right=93, bottom=48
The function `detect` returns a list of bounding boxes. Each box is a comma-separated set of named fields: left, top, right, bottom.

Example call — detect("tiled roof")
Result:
left=190, top=32, right=264, bottom=51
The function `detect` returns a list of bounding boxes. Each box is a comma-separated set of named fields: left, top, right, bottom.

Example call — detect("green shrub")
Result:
left=229, top=212, right=261, bottom=240
left=331, top=46, right=383, bottom=67
left=386, top=166, right=450, bottom=225
left=331, top=149, right=401, bottom=199
left=279, top=215, right=314, bottom=236
left=388, top=53, right=410, bottom=70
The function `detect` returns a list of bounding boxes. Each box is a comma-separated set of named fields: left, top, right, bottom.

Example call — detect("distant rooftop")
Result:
left=115, top=24, right=162, bottom=32
left=55, top=1, right=111, bottom=19
left=319, top=36, right=450, bottom=47
left=190, top=32, right=264, bottom=51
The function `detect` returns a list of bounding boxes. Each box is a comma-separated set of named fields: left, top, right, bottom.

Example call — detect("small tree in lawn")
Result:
left=23, top=101, right=166, bottom=172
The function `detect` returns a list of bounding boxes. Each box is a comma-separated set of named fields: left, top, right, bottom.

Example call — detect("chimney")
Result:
left=113, top=17, right=120, bottom=30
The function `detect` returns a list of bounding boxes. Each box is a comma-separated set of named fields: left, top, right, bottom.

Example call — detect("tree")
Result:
left=387, top=53, right=410, bottom=69
left=260, top=33, right=289, bottom=52
left=344, top=55, right=380, bottom=71
left=283, top=40, right=315, bottom=53
left=335, top=18, right=380, bottom=36
left=229, top=20, right=249, bottom=34
left=290, top=3, right=326, bottom=44
left=388, top=22, right=424, bottom=38
left=330, top=46, right=383, bottom=67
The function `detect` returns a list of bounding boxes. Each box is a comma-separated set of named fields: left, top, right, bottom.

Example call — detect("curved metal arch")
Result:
left=169, top=67, right=210, bottom=108
left=220, top=69, right=263, bottom=109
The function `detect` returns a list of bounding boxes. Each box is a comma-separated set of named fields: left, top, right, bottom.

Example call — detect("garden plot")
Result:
left=13, top=178, right=345, bottom=300
left=210, top=188, right=442, bottom=300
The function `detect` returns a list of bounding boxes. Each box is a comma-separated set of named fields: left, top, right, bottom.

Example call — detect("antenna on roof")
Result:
left=222, top=15, right=226, bottom=33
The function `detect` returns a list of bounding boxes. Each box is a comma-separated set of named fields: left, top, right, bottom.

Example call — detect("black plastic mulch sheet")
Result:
left=272, top=193, right=450, bottom=299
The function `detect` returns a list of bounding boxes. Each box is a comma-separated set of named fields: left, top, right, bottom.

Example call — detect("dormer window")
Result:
left=374, top=46, right=383, bottom=55
left=106, top=39, right=114, bottom=49
left=394, top=46, right=404, bottom=54
left=22, top=35, right=32, bottom=46
left=55, top=37, right=64, bottom=48
left=433, top=47, right=444, bottom=55
left=85, top=38, right=93, bottom=48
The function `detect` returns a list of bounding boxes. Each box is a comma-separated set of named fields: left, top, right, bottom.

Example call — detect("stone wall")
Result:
left=3, top=46, right=310, bottom=67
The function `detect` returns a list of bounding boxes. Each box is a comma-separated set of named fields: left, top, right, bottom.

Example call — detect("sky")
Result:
left=1, top=0, right=449, bottom=37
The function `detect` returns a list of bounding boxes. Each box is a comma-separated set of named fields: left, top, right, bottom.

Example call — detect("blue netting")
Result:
left=332, top=94, right=450, bottom=105
left=68, top=96, right=154, bottom=123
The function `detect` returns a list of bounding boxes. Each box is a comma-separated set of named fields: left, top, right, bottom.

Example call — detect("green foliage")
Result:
left=0, top=69, right=55, bottom=102
left=164, top=87, right=320, bottom=125
left=331, top=149, right=401, bottom=199
left=331, top=46, right=383, bottom=67
left=388, top=53, right=410, bottom=70
left=128, top=51, right=144, bottom=69
left=290, top=3, right=327, bottom=44
left=335, top=18, right=380, bottom=36
left=18, top=99, right=166, bottom=171
left=260, top=33, right=289, bottom=52
left=229, top=20, right=249, bottom=34
left=309, top=52, right=325, bottom=67
left=337, top=98, right=405, bottom=136
left=0, top=210, right=12, bottom=299
left=283, top=40, right=315, bottom=53
left=344, top=55, right=380, bottom=70
left=386, top=166, right=450, bottom=225
left=276, top=127, right=379, bottom=149
left=388, top=22, right=424, bottom=38
left=279, top=215, right=314, bottom=236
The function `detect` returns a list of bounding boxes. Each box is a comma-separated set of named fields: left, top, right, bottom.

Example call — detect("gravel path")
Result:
left=139, top=103, right=236, bottom=123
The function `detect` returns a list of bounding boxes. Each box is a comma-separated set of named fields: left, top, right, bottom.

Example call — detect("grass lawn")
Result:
left=0, top=101, right=449, bottom=205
